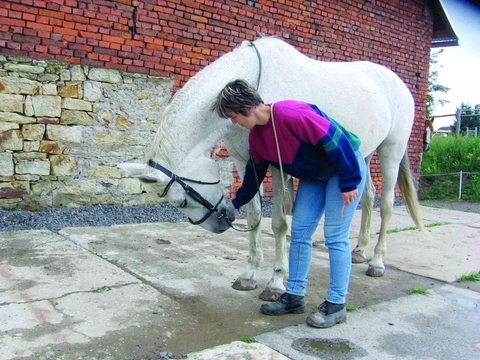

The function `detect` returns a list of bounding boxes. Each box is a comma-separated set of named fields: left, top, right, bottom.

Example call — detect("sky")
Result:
left=431, top=0, right=480, bottom=129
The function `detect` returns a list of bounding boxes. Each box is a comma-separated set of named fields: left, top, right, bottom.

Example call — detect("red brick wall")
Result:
left=0, top=0, right=433, bottom=199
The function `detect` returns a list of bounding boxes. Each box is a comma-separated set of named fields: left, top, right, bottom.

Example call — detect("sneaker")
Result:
left=261, top=293, right=305, bottom=315
left=306, top=300, right=346, bottom=328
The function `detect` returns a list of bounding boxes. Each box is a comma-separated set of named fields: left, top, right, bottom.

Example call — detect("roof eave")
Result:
left=430, top=0, right=459, bottom=48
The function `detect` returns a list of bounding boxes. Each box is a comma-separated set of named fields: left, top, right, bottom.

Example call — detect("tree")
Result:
left=451, top=103, right=480, bottom=133
left=427, top=49, right=450, bottom=119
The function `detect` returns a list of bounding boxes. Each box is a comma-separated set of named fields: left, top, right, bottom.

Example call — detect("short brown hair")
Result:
left=212, top=79, right=264, bottom=118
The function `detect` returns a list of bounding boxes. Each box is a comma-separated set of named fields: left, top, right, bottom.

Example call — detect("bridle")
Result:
left=147, top=160, right=226, bottom=225
left=148, top=159, right=262, bottom=232
left=145, top=41, right=264, bottom=231
left=423, top=120, right=433, bottom=152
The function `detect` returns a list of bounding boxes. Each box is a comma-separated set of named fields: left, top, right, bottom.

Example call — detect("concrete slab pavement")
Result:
left=0, top=205, right=479, bottom=359
left=255, top=284, right=480, bottom=360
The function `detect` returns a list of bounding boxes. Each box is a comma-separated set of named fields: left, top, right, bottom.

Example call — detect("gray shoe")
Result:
left=261, top=293, right=305, bottom=315
left=306, top=300, right=346, bottom=328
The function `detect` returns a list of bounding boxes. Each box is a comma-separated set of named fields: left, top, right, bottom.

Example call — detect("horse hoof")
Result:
left=366, top=265, right=385, bottom=277
left=351, top=250, right=366, bottom=263
left=259, top=289, right=284, bottom=302
left=232, top=278, right=257, bottom=291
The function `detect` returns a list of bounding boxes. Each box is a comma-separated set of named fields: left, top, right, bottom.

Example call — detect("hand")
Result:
left=340, top=189, right=358, bottom=217
left=227, top=200, right=236, bottom=210
left=227, top=200, right=240, bottom=216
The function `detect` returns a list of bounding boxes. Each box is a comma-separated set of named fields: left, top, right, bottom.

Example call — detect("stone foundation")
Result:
left=0, top=56, right=176, bottom=210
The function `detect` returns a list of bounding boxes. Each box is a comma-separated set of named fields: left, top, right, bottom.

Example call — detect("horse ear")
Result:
left=118, top=162, right=170, bottom=184
left=118, top=162, right=147, bottom=177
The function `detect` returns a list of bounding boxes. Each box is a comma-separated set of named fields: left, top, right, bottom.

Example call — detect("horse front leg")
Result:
left=352, top=155, right=374, bottom=264
left=258, top=168, right=289, bottom=301
left=232, top=193, right=263, bottom=291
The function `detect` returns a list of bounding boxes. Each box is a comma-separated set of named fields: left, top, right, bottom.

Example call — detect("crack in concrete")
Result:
left=0, top=282, right=139, bottom=306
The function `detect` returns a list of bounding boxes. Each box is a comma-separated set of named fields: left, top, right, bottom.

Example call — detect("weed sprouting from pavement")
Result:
left=387, top=222, right=442, bottom=234
left=240, top=335, right=256, bottom=343
left=410, top=286, right=429, bottom=295
left=346, top=304, right=359, bottom=312
left=457, top=271, right=480, bottom=282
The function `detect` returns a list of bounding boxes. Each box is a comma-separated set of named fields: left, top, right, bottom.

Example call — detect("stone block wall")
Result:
left=0, top=55, right=174, bottom=209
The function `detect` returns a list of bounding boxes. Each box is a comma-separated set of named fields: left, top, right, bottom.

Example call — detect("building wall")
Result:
left=0, top=0, right=433, bottom=209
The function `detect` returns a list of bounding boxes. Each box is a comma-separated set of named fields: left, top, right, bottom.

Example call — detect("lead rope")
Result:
left=250, top=41, right=291, bottom=214
left=249, top=41, right=262, bottom=90
left=270, top=103, right=293, bottom=215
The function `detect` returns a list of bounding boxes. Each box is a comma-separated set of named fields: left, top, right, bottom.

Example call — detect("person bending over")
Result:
left=212, top=79, right=366, bottom=328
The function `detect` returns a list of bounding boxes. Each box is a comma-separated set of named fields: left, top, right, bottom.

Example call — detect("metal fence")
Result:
left=419, top=171, right=480, bottom=200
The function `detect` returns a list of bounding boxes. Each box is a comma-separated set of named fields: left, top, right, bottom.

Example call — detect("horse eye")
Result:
left=178, top=199, right=188, bottom=208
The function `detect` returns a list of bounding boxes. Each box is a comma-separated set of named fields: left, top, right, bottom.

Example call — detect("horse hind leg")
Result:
left=365, top=150, right=402, bottom=277
left=232, top=193, right=263, bottom=291
left=258, top=168, right=289, bottom=301
left=352, top=155, right=374, bottom=264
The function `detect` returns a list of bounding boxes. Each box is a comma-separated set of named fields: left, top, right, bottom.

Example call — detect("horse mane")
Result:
left=146, top=38, right=271, bottom=166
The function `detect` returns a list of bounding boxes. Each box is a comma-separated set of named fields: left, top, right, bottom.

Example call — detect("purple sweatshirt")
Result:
left=232, top=100, right=362, bottom=209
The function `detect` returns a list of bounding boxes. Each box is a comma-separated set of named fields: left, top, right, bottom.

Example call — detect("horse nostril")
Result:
left=228, top=208, right=236, bottom=222
left=219, top=208, right=227, bottom=218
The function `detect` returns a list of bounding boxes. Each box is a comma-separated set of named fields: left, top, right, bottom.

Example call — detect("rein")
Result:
left=147, top=160, right=225, bottom=225
left=225, top=41, right=264, bottom=232
left=249, top=41, right=262, bottom=90
left=223, top=159, right=263, bottom=233
left=223, top=41, right=265, bottom=232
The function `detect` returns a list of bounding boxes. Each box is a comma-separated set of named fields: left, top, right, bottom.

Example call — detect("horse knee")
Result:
left=272, top=213, right=288, bottom=235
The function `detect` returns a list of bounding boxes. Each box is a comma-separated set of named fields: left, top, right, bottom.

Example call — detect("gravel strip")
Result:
left=0, top=203, right=186, bottom=232
left=0, top=198, right=410, bottom=233
left=0, top=200, right=272, bottom=232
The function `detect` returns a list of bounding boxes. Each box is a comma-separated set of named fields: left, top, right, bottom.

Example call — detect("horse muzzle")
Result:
left=219, top=205, right=236, bottom=223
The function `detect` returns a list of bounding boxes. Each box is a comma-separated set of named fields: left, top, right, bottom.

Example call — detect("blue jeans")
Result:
left=286, top=150, right=366, bottom=304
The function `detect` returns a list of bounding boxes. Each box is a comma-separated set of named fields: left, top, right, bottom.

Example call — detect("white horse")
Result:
left=119, top=37, right=426, bottom=300
left=423, top=118, right=434, bottom=152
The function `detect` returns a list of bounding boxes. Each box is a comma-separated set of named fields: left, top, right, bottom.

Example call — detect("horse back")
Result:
left=253, top=38, right=414, bottom=156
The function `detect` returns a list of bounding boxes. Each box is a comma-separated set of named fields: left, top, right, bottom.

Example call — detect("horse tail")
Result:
left=397, top=152, right=428, bottom=236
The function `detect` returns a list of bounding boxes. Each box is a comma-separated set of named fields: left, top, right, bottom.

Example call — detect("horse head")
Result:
left=117, top=41, right=266, bottom=233
left=118, top=156, right=235, bottom=233
left=423, top=118, right=434, bottom=152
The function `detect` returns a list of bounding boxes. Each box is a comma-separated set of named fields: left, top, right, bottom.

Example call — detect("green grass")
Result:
left=420, top=136, right=480, bottom=201
left=346, top=304, right=359, bottom=312
left=420, top=202, right=442, bottom=209
left=421, top=136, right=480, bottom=174
left=457, top=271, right=480, bottom=282
left=387, top=226, right=417, bottom=234
left=386, top=222, right=442, bottom=234
left=409, top=286, right=429, bottom=296
left=240, top=335, right=256, bottom=343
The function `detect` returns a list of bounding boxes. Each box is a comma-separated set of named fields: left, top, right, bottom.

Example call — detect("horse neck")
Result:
left=148, top=41, right=261, bottom=169
left=148, top=102, right=228, bottom=170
